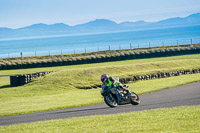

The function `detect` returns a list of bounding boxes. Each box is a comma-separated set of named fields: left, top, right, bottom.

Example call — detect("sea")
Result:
left=0, top=25, right=200, bottom=58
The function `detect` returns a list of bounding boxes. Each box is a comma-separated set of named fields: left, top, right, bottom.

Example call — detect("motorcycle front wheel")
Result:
left=104, top=93, right=118, bottom=107
left=130, top=92, right=140, bottom=105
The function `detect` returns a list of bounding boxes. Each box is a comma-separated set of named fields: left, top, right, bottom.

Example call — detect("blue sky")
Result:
left=0, top=0, right=200, bottom=29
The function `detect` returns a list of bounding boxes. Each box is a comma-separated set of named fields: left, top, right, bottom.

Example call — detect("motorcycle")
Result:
left=101, top=84, right=140, bottom=107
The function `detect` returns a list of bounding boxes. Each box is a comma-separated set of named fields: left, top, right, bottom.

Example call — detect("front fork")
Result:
left=116, top=92, right=123, bottom=104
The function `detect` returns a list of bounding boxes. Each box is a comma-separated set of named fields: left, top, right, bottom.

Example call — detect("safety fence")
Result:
left=1, top=44, right=200, bottom=70
left=1, top=37, right=200, bottom=58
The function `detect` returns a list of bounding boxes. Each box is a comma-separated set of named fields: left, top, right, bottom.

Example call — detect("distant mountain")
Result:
left=19, top=23, right=71, bottom=30
left=119, top=20, right=150, bottom=27
left=76, top=19, right=118, bottom=27
left=157, top=13, right=200, bottom=26
left=73, top=19, right=125, bottom=32
left=0, top=13, right=200, bottom=39
left=0, top=27, right=15, bottom=39
left=119, top=13, right=200, bottom=29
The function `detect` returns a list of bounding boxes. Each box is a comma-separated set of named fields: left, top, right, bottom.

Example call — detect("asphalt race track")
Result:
left=0, top=82, right=200, bottom=126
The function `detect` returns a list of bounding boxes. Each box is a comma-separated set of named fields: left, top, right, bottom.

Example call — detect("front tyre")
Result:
left=130, top=92, right=140, bottom=105
left=104, top=93, right=117, bottom=107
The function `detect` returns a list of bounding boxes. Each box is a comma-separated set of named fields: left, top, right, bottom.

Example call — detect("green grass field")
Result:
left=0, top=54, right=200, bottom=132
left=1, top=105, right=199, bottom=133
left=0, top=77, right=9, bottom=89
left=0, top=54, right=200, bottom=116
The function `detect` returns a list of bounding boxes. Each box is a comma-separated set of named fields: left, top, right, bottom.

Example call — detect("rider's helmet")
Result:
left=101, top=74, right=109, bottom=83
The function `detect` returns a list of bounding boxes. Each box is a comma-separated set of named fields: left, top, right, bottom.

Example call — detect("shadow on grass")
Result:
left=0, top=85, right=10, bottom=89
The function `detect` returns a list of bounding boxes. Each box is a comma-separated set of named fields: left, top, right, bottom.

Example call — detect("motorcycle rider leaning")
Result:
left=101, top=74, right=131, bottom=94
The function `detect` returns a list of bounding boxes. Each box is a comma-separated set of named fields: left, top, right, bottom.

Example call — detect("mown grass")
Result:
left=0, top=106, right=199, bottom=133
left=0, top=54, right=200, bottom=116
left=0, top=73, right=200, bottom=117
left=0, top=77, right=9, bottom=89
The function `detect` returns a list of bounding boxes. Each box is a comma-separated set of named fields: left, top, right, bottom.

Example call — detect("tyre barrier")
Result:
left=10, top=71, right=53, bottom=87
left=119, top=69, right=200, bottom=84
left=77, top=68, right=200, bottom=89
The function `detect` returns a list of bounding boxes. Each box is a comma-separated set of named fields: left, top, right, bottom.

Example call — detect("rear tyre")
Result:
left=130, top=92, right=140, bottom=105
left=104, top=93, right=117, bottom=107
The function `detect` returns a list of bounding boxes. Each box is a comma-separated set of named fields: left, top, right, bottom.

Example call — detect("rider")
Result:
left=101, top=74, right=131, bottom=94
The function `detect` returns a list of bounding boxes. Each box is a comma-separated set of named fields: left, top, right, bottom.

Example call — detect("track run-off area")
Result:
left=0, top=81, right=199, bottom=126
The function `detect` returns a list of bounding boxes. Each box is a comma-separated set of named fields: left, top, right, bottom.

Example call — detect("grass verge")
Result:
left=0, top=73, right=200, bottom=116
left=0, top=77, right=9, bottom=89
left=0, top=54, right=200, bottom=116
left=0, top=105, right=199, bottom=133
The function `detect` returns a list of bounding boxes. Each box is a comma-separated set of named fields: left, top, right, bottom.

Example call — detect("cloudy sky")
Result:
left=0, top=0, right=200, bottom=29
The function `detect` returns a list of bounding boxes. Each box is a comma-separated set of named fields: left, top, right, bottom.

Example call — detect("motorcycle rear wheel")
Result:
left=104, top=93, right=118, bottom=107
